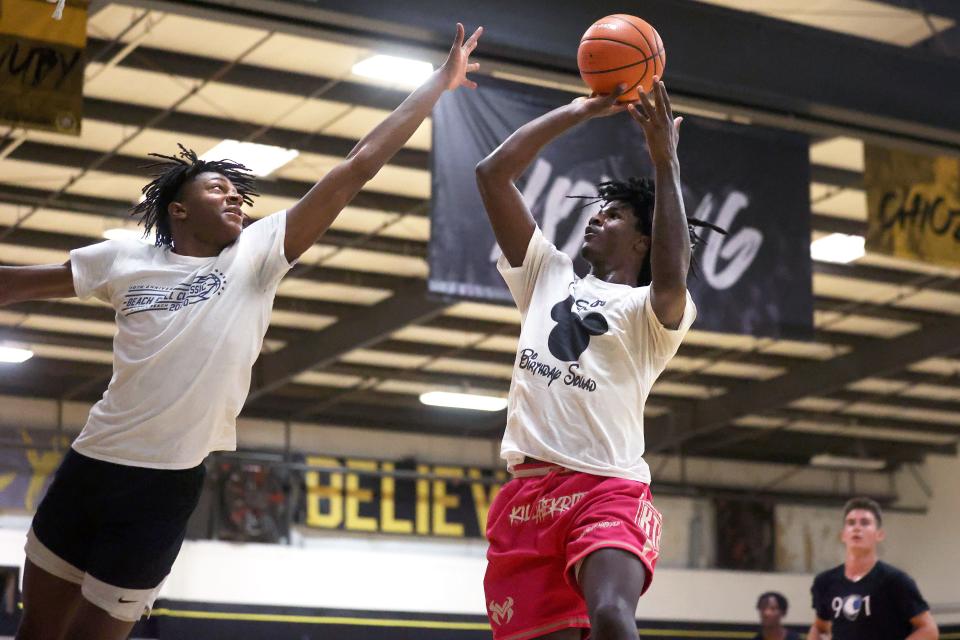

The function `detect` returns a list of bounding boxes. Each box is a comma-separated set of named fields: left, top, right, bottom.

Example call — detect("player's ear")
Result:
left=876, top=528, right=885, bottom=543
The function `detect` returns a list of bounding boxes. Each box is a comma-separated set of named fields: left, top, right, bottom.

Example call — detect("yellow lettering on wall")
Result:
left=469, top=468, right=506, bottom=534
left=345, top=459, right=378, bottom=532
left=380, top=462, right=413, bottom=534
left=416, top=464, right=431, bottom=535
left=24, top=431, right=68, bottom=512
left=305, top=456, right=342, bottom=528
left=432, top=466, right=465, bottom=537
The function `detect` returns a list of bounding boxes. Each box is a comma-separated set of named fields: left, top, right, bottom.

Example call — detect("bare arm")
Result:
left=907, top=611, right=939, bottom=640
left=283, top=23, right=482, bottom=262
left=627, top=78, right=690, bottom=328
left=0, top=262, right=75, bottom=307
left=475, top=91, right=625, bottom=267
left=806, top=617, right=831, bottom=640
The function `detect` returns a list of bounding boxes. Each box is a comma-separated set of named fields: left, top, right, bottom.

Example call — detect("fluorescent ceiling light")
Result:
left=0, top=346, right=33, bottom=364
left=352, top=54, right=434, bottom=87
left=201, top=140, right=298, bottom=177
left=810, top=233, right=865, bottom=264
left=810, top=453, right=886, bottom=471
left=103, top=228, right=146, bottom=242
left=419, top=391, right=508, bottom=412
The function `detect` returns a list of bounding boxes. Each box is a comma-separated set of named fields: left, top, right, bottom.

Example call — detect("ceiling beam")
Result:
left=207, top=0, right=960, bottom=147
left=249, top=280, right=450, bottom=399
left=8, top=141, right=424, bottom=217
left=83, top=97, right=429, bottom=171
left=650, top=312, right=960, bottom=453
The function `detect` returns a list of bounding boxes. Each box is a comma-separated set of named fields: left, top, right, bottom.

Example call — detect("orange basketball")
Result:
left=577, top=14, right=666, bottom=102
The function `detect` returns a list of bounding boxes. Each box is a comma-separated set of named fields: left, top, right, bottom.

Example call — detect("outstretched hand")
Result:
left=627, top=77, right=682, bottom=166
left=573, top=84, right=629, bottom=119
left=439, top=23, right=483, bottom=91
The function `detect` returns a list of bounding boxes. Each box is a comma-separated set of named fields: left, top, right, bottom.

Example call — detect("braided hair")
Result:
left=571, top=177, right=726, bottom=286
left=130, top=144, right=258, bottom=247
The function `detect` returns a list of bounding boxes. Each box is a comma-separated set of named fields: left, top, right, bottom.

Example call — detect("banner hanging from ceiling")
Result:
left=0, top=0, right=88, bottom=135
left=864, top=144, right=960, bottom=269
left=429, top=76, right=813, bottom=340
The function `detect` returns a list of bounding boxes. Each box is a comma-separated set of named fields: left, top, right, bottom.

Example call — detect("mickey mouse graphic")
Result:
left=547, top=294, right=609, bottom=361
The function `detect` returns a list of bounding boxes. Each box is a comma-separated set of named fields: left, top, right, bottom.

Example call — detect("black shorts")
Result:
left=27, top=449, right=205, bottom=619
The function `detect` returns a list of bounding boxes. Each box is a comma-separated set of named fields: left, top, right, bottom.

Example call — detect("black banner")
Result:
left=429, top=76, right=813, bottom=339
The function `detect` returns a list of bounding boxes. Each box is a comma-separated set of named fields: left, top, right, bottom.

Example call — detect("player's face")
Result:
left=841, top=509, right=884, bottom=551
left=758, top=596, right=784, bottom=626
left=580, top=201, right=649, bottom=266
left=172, top=171, right=247, bottom=247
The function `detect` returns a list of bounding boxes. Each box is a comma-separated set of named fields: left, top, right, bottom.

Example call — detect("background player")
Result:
left=755, top=591, right=801, bottom=640
left=807, top=497, right=938, bottom=640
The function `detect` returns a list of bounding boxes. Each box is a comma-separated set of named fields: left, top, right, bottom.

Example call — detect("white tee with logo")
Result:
left=498, top=227, right=696, bottom=483
left=69, top=211, right=292, bottom=469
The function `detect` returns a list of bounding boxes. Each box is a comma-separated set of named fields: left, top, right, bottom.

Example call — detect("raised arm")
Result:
left=627, top=78, right=690, bottom=329
left=282, top=23, right=482, bottom=262
left=475, top=91, right=625, bottom=267
left=907, top=611, right=939, bottom=640
left=0, top=262, right=75, bottom=307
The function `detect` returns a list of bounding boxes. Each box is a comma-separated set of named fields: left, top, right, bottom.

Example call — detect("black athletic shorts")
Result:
left=30, top=448, right=205, bottom=591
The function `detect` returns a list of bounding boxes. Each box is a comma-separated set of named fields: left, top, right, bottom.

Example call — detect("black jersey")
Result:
left=811, top=561, right=928, bottom=639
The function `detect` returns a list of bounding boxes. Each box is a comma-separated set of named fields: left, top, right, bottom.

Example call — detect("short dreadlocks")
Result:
left=571, top=177, right=726, bottom=286
left=130, top=144, right=259, bottom=247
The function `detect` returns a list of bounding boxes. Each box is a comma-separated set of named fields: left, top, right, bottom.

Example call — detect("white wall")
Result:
left=1, top=394, right=957, bottom=626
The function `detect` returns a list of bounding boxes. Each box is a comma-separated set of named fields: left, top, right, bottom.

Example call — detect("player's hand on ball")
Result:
left=439, top=23, right=483, bottom=91
left=573, top=84, right=629, bottom=119
left=628, top=77, right=682, bottom=166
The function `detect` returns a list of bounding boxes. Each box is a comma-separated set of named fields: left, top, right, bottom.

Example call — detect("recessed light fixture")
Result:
left=810, top=233, right=865, bottom=264
left=419, top=391, right=508, bottom=412
left=810, top=453, right=885, bottom=471
left=201, top=140, right=299, bottom=177
left=352, top=54, right=434, bottom=87
left=0, top=346, right=34, bottom=364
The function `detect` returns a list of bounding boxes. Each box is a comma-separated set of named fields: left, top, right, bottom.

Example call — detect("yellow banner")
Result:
left=864, top=144, right=960, bottom=268
left=0, top=0, right=88, bottom=134
left=304, top=456, right=506, bottom=538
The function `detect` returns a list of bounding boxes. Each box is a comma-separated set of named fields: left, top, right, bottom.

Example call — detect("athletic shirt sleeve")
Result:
left=497, top=227, right=568, bottom=315
left=69, top=239, right=125, bottom=303
left=811, top=572, right=832, bottom=621
left=892, top=569, right=929, bottom=620
left=240, top=210, right=294, bottom=288
left=636, top=287, right=697, bottom=370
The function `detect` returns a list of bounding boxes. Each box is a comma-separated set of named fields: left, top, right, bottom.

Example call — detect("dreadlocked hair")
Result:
left=569, top=177, right=727, bottom=286
left=130, top=144, right=259, bottom=247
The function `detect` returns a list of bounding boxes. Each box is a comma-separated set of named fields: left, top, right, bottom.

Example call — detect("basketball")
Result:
left=577, top=14, right=666, bottom=102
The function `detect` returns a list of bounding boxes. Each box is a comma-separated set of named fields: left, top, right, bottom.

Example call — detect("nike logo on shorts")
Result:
left=118, top=597, right=138, bottom=603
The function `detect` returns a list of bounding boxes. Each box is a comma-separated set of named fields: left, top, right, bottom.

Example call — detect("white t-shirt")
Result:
left=498, top=227, right=696, bottom=483
left=69, top=211, right=293, bottom=469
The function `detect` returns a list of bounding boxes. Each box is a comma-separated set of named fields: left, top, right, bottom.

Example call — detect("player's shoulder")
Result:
left=813, top=563, right=845, bottom=586
left=875, top=560, right=916, bottom=584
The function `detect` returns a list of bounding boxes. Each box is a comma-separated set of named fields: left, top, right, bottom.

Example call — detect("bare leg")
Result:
left=63, top=599, right=137, bottom=640
left=579, top=548, right=646, bottom=640
left=16, top=559, right=83, bottom=640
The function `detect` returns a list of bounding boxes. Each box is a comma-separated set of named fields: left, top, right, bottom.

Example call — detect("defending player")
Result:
left=0, top=23, right=481, bottom=640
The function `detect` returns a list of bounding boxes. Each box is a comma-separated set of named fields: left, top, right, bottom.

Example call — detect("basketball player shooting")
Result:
left=476, top=78, right=709, bottom=640
left=0, top=23, right=481, bottom=640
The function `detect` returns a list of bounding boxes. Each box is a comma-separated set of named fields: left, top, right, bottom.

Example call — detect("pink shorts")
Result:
left=483, top=462, right=662, bottom=640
